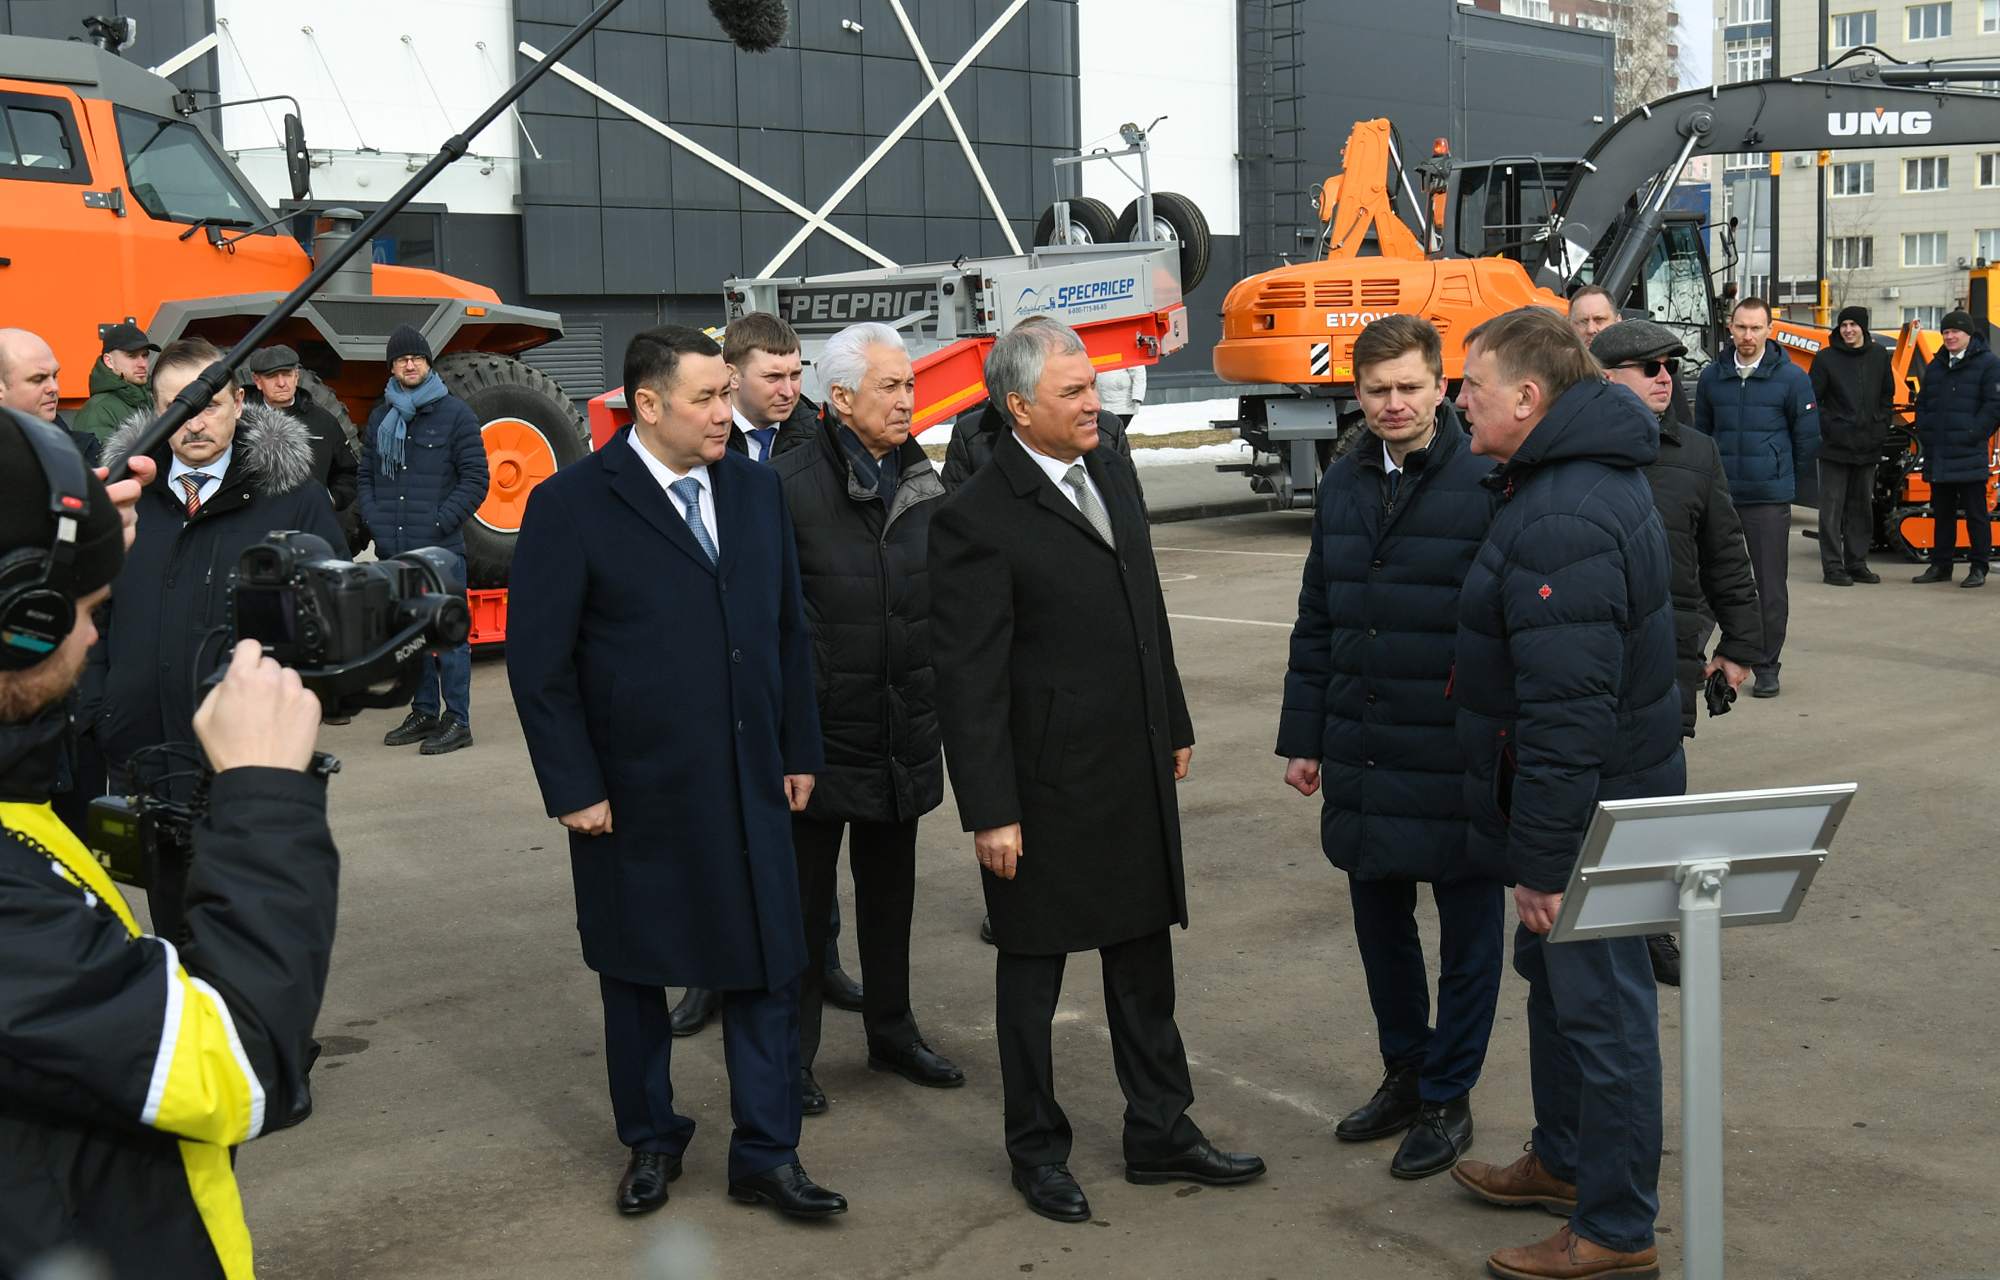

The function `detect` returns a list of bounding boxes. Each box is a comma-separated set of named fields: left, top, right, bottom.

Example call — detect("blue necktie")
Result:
left=668, top=476, right=718, bottom=564
left=749, top=427, right=776, bottom=460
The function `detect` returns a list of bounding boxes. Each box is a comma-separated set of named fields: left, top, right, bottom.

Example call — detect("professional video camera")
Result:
left=86, top=531, right=469, bottom=912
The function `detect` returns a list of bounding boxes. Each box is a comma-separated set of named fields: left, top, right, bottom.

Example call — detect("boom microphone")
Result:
left=709, top=0, right=791, bottom=52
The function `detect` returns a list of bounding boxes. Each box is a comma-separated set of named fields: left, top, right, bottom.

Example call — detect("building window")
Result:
left=1724, top=36, right=1774, bottom=82
left=1500, top=0, right=1554, bottom=18
left=1830, top=236, right=1876, bottom=269
left=1907, top=2, right=1952, bottom=39
left=1978, top=228, right=2000, bottom=262
left=1981, top=153, right=2000, bottom=186
left=1905, top=156, right=1949, bottom=191
left=1833, top=10, right=1879, bottom=43
left=1831, top=160, right=1875, bottom=194
left=1985, top=0, right=1999, bottom=29
left=1904, top=231, right=1948, bottom=266
left=1726, top=0, right=1772, bottom=20
left=1903, top=305, right=1945, bottom=327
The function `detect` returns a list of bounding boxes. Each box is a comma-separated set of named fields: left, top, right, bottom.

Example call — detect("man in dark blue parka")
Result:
left=360, top=325, right=487, bottom=752
left=1444, top=307, right=1683, bottom=1280
left=1910, top=310, right=2000, bottom=587
left=1277, top=315, right=1502, bottom=1182
left=507, top=325, right=845, bottom=1221
left=1692, top=297, right=1819, bottom=697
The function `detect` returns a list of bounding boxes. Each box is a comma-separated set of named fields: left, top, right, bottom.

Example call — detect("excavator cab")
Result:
left=1445, top=157, right=1579, bottom=263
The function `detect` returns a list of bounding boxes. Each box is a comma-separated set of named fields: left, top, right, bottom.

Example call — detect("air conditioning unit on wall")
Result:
left=1880, top=286, right=1902, bottom=299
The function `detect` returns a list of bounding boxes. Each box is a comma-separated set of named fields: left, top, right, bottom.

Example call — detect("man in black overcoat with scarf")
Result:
left=930, top=321, right=1264, bottom=1225
left=507, top=326, right=845, bottom=1221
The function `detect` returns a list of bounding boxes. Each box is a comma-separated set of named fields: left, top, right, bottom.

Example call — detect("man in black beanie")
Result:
left=1912, top=310, right=2000, bottom=586
left=1809, top=307, right=1895, bottom=585
left=360, top=324, right=487, bottom=751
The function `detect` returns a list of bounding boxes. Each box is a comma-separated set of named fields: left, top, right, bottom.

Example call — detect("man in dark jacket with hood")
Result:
left=360, top=325, right=487, bottom=752
left=1278, top=315, right=1503, bottom=1183
left=771, top=321, right=963, bottom=1116
left=1693, top=297, right=1819, bottom=697
left=1911, top=310, right=2000, bottom=587
left=1809, top=306, right=1896, bottom=585
left=1445, top=307, right=1682, bottom=1280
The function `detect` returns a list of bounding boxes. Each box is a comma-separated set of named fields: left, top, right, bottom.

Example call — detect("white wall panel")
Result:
left=211, top=0, right=518, bottom=215
left=1077, top=0, right=1238, bottom=236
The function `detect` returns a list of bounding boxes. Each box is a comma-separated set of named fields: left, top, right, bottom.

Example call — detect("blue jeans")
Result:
left=1347, top=876, right=1505, bottom=1102
left=1512, top=924, right=1663, bottom=1253
left=411, top=554, right=471, bottom=722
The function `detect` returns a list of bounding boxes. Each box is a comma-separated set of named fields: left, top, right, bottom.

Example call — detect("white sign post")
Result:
left=1547, top=783, right=1858, bottom=1280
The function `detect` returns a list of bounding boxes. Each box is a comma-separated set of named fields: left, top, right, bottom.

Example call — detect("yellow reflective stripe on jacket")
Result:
left=0, top=801, right=259, bottom=1280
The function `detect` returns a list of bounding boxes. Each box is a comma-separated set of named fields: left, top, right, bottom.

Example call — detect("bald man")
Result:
left=0, top=328, right=99, bottom=465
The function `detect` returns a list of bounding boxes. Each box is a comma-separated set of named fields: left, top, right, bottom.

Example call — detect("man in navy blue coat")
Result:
left=1446, top=308, right=1683, bottom=1280
left=1910, top=310, right=2000, bottom=587
left=1278, top=315, right=1503, bottom=1183
left=506, top=325, right=845, bottom=1220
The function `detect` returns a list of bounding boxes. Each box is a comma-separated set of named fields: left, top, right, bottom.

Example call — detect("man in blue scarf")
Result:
left=359, top=324, right=488, bottom=754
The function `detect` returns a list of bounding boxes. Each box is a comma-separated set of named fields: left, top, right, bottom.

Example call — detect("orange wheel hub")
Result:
left=474, top=418, right=558, bottom=532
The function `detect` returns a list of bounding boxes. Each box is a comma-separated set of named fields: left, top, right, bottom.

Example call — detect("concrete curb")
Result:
left=1147, top=495, right=1288, bottom=524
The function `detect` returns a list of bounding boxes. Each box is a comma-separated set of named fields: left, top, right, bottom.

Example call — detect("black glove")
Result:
left=1703, top=667, right=1736, bottom=718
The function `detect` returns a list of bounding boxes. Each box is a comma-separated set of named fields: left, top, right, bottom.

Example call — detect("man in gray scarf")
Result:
left=360, top=324, right=488, bottom=754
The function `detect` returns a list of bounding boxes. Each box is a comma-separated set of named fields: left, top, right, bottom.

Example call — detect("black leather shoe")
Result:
left=868, top=1038, right=965, bottom=1088
left=1011, top=1162, right=1090, bottom=1223
left=1390, top=1096, right=1473, bottom=1180
left=670, top=987, right=720, bottom=1037
left=979, top=914, right=995, bottom=946
left=1336, top=1060, right=1423, bottom=1141
left=1647, top=934, right=1682, bottom=986
left=822, top=967, right=865, bottom=1012
left=1125, top=1137, right=1266, bottom=1186
left=1849, top=565, right=1881, bottom=583
left=1752, top=672, right=1780, bottom=698
left=419, top=713, right=473, bottom=754
left=801, top=1067, right=828, bottom=1115
left=383, top=709, right=439, bottom=746
left=1963, top=566, right=1989, bottom=588
left=1822, top=571, right=1854, bottom=586
left=727, top=1161, right=846, bottom=1217
left=1914, top=564, right=1953, bottom=583
left=617, top=1149, right=682, bottom=1215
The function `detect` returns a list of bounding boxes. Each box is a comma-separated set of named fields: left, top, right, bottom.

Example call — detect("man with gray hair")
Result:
left=931, top=320, right=1264, bottom=1224
left=770, top=321, right=963, bottom=1115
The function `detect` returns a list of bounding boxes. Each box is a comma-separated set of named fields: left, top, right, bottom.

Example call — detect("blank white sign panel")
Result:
left=1593, top=804, right=1838, bottom=870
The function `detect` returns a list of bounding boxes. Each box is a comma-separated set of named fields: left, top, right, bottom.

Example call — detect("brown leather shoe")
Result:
left=1452, top=1144, right=1578, bottom=1215
left=1486, top=1225, right=1659, bottom=1279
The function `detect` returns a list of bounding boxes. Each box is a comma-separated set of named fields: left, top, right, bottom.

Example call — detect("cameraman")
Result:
left=0, top=409, right=339, bottom=1280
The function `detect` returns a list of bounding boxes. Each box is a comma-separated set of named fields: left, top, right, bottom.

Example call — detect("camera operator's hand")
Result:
left=96, top=455, right=157, bottom=551
left=193, top=640, right=321, bottom=773
left=560, top=800, right=612, bottom=836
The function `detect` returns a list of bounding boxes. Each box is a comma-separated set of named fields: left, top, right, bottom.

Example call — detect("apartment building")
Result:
left=1713, top=0, right=2000, bottom=328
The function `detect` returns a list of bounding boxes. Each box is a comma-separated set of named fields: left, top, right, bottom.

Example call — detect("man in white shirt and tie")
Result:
left=724, top=312, right=813, bottom=463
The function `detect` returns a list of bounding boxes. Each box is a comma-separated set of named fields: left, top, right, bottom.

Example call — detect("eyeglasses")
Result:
left=1610, top=358, right=1680, bottom=379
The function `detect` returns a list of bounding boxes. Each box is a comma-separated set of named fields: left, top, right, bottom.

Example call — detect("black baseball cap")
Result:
left=99, top=322, right=159, bottom=355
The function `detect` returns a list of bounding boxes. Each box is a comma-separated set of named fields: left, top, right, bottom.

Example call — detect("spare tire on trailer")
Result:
left=1114, top=192, right=1212, bottom=292
left=434, top=351, right=590, bottom=588
left=1034, top=196, right=1119, bottom=247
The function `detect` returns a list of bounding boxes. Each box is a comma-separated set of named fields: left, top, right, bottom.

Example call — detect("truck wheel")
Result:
left=1114, top=192, right=1212, bottom=292
left=434, top=352, right=590, bottom=588
left=1034, top=197, right=1118, bottom=247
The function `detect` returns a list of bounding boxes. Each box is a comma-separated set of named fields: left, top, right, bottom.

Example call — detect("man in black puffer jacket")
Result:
left=1443, top=308, right=1682, bottom=1280
left=1911, top=310, right=2000, bottom=587
left=1277, top=316, right=1502, bottom=1183
left=770, top=321, right=964, bottom=1113
left=1809, top=306, right=1896, bottom=585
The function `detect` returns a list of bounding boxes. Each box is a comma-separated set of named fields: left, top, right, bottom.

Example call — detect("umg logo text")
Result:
left=1828, top=108, right=1933, bottom=136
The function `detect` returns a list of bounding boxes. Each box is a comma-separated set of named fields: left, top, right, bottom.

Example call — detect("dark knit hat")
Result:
left=1589, top=318, right=1686, bottom=366
left=0, top=408, right=125, bottom=598
left=1940, top=310, right=1978, bottom=335
left=1834, top=305, right=1870, bottom=332
left=244, top=343, right=301, bottom=374
left=386, top=324, right=433, bottom=364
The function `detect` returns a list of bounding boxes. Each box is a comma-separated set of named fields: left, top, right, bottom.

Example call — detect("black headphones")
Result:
left=0, top=409, right=92, bottom=671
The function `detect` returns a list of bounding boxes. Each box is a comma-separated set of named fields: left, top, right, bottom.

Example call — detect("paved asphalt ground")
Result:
left=191, top=469, right=1997, bottom=1279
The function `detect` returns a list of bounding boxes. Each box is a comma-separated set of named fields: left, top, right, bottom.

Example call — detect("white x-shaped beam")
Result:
left=883, top=0, right=1022, bottom=257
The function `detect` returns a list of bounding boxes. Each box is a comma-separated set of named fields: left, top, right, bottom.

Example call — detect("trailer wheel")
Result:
left=1034, top=197, right=1119, bottom=247
left=435, top=352, right=590, bottom=588
left=1114, top=192, right=1213, bottom=292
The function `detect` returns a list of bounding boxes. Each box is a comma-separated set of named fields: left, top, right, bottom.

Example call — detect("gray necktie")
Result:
left=1063, top=463, right=1115, bottom=548
left=667, top=476, right=718, bottom=564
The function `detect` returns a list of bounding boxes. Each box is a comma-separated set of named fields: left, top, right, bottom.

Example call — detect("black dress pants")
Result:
left=995, top=928, right=1202, bottom=1168
left=1929, top=480, right=1992, bottom=569
left=1817, top=458, right=1876, bottom=575
left=1736, top=502, right=1791, bottom=676
left=1347, top=876, right=1505, bottom=1103
left=792, top=813, right=921, bottom=1068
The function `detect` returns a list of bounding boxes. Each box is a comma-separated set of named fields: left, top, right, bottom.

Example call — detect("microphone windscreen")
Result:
left=708, top=0, right=791, bottom=52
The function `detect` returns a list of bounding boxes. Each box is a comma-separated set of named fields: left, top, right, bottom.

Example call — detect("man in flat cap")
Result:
left=72, top=322, right=158, bottom=447
left=245, top=345, right=362, bottom=548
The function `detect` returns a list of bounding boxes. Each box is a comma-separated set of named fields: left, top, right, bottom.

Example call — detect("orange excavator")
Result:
left=1214, top=54, right=2000, bottom=558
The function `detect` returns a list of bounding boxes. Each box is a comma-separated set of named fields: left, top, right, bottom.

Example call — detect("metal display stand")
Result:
left=1548, top=783, right=1858, bottom=1280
